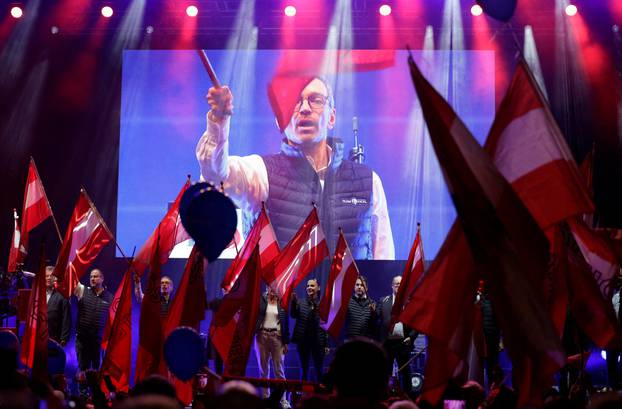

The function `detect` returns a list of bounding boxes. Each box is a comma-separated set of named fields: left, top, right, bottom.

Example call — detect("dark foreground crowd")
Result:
left=2, top=336, right=622, bottom=409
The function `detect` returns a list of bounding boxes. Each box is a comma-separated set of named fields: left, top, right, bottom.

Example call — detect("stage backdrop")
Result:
left=117, top=49, right=495, bottom=260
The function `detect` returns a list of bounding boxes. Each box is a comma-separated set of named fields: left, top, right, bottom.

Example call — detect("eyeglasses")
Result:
left=293, top=93, right=328, bottom=112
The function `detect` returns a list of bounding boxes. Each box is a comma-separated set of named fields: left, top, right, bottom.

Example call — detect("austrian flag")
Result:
left=266, top=207, right=329, bottom=309
left=319, top=231, right=359, bottom=338
left=53, top=189, right=113, bottom=298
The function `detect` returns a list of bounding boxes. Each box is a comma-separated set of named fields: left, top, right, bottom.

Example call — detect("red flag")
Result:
left=133, top=179, right=190, bottom=277
left=319, top=231, right=359, bottom=338
left=544, top=226, right=569, bottom=338
left=391, top=224, right=425, bottom=328
left=20, top=248, right=48, bottom=382
left=210, top=249, right=262, bottom=376
left=568, top=217, right=620, bottom=300
left=564, top=225, right=620, bottom=349
left=399, top=222, right=479, bottom=404
left=18, top=158, right=59, bottom=263
left=264, top=207, right=329, bottom=309
left=221, top=206, right=279, bottom=293
left=53, top=189, right=113, bottom=298
left=7, top=209, right=22, bottom=272
left=100, top=269, right=133, bottom=393
left=162, top=245, right=207, bottom=404
left=268, top=50, right=395, bottom=132
left=407, top=55, right=564, bottom=407
left=485, top=61, right=594, bottom=229
left=135, top=239, right=165, bottom=382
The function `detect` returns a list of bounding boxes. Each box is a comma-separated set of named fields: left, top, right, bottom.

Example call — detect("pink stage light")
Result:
left=284, top=5, right=296, bottom=17
left=101, top=6, right=113, bottom=18
left=565, top=4, right=578, bottom=16
left=10, top=6, right=23, bottom=19
left=379, top=4, right=392, bottom=17
left=471, top=4, right=483, bottom=16
left=186, top=5, right=198, bottom=17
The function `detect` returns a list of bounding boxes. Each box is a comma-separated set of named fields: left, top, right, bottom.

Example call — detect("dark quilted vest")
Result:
left=77, top=287, right=113, bottom=339
left=262, top=139, right=373, bottom=259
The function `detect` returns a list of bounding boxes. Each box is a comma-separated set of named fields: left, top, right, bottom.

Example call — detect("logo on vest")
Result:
left=342, top=197, right=368, bottom=206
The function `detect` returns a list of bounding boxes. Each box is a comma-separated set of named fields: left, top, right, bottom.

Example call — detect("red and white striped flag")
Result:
left=265, top=207, right=329, bottom=309
left=132, top=179, right=190, bottom=277
left=406, top=55, right=564, bottom=408
left=221, top=205, right=279, bottom=293
left=319, top=230, right=359, bottom=338
left=391, top=224, right=424, bottom=327
left=18, top=158, right=59, bottom=263
left=485, top=61, right=594, bottom=229
left=53, top=189, right=113, bottom=298
left=568, top=217, right=620, bottom=300
left=7, top=209, right=22, bottom=272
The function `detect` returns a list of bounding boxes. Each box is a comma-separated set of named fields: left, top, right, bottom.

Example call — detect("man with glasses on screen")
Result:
left=196, top=77, right=394, bottom=260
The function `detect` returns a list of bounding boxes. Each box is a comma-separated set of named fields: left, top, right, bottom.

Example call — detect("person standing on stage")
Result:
left=255, top=287, right=290, bottom=408
left=196, top=77, right=394, bottom=260
left=134, top=275, right=174, bottom=316
left=45, top=266, right=71, bottom=347
left=378, top=275, right=417, bottom=394
left=345, top=276, right=377, bottom=340
left=291, top=278, right=328, bottom=381
left=74, top=268, right=113, bottom=371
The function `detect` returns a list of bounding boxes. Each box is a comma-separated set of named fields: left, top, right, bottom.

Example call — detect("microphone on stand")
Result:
left=349, top=116, right=365, bottom=164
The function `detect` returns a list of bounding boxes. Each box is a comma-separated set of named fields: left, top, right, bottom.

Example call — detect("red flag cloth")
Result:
left=18, top=158, right=56, bottom=264
left=210, top=249, right=262, bottom=376
left=391, top=225, right=425, bottom=328
left=267, top=50, right=395, bottom=131
left=485, top=61, right=594, bottom=230
left=595, top=228, right=622, bottom=264
left=7, top=209, right=21, bottom=272
left=564, top=225, right=620, bottom=349
left=568, top=217, right=620, bottom=300
left=133, top=179, right=190, bottom=277
left=20, top=249, right=48, bottom=382
left=407, top=55, right=564, bottom=407
left=100, top=269, right=133, bottom=394
left=135, top=241, right=165, bottom=382
left=53, top=189, right=113, bottom=298
left=399, top=222, right=479, bottom=404
left=319, top=231, right=359, bottom=338
left=221, top=206, right=279, bottom=293
left=54, top=189, right=113, bottom=298
left=161, top=245, right=206, bottom=404
left=543, top=227, right=569, bottom=338
left=264, top=207, right=329, bottom=309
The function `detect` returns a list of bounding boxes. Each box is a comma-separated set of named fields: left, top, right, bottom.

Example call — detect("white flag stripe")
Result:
left=322, top=245, right=354, bottom=331
left=274, top=224, right=324, bottom=295
left=572, top=231, right=619, bottom=296
left=259, top=222, right=277, bottom=252
left=493, top=108, right=565, bottom=183
left=26, top=180, right=45, bottom=207
left=68, top=210, right=100, bottom=264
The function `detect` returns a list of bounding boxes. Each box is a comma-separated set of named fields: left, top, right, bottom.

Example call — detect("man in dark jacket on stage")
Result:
left=45, top=266, right=71, bottom=346
left=74, top=268, right=113, bottom=371
left=345, top=276, right=377, bottom=340
left=378, top=275, right=417, bottom=394
left=291, top=279, right=327, bottom=382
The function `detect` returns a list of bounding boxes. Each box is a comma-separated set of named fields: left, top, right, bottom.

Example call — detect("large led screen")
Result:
left=118, top=49, right=495, bottom=260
